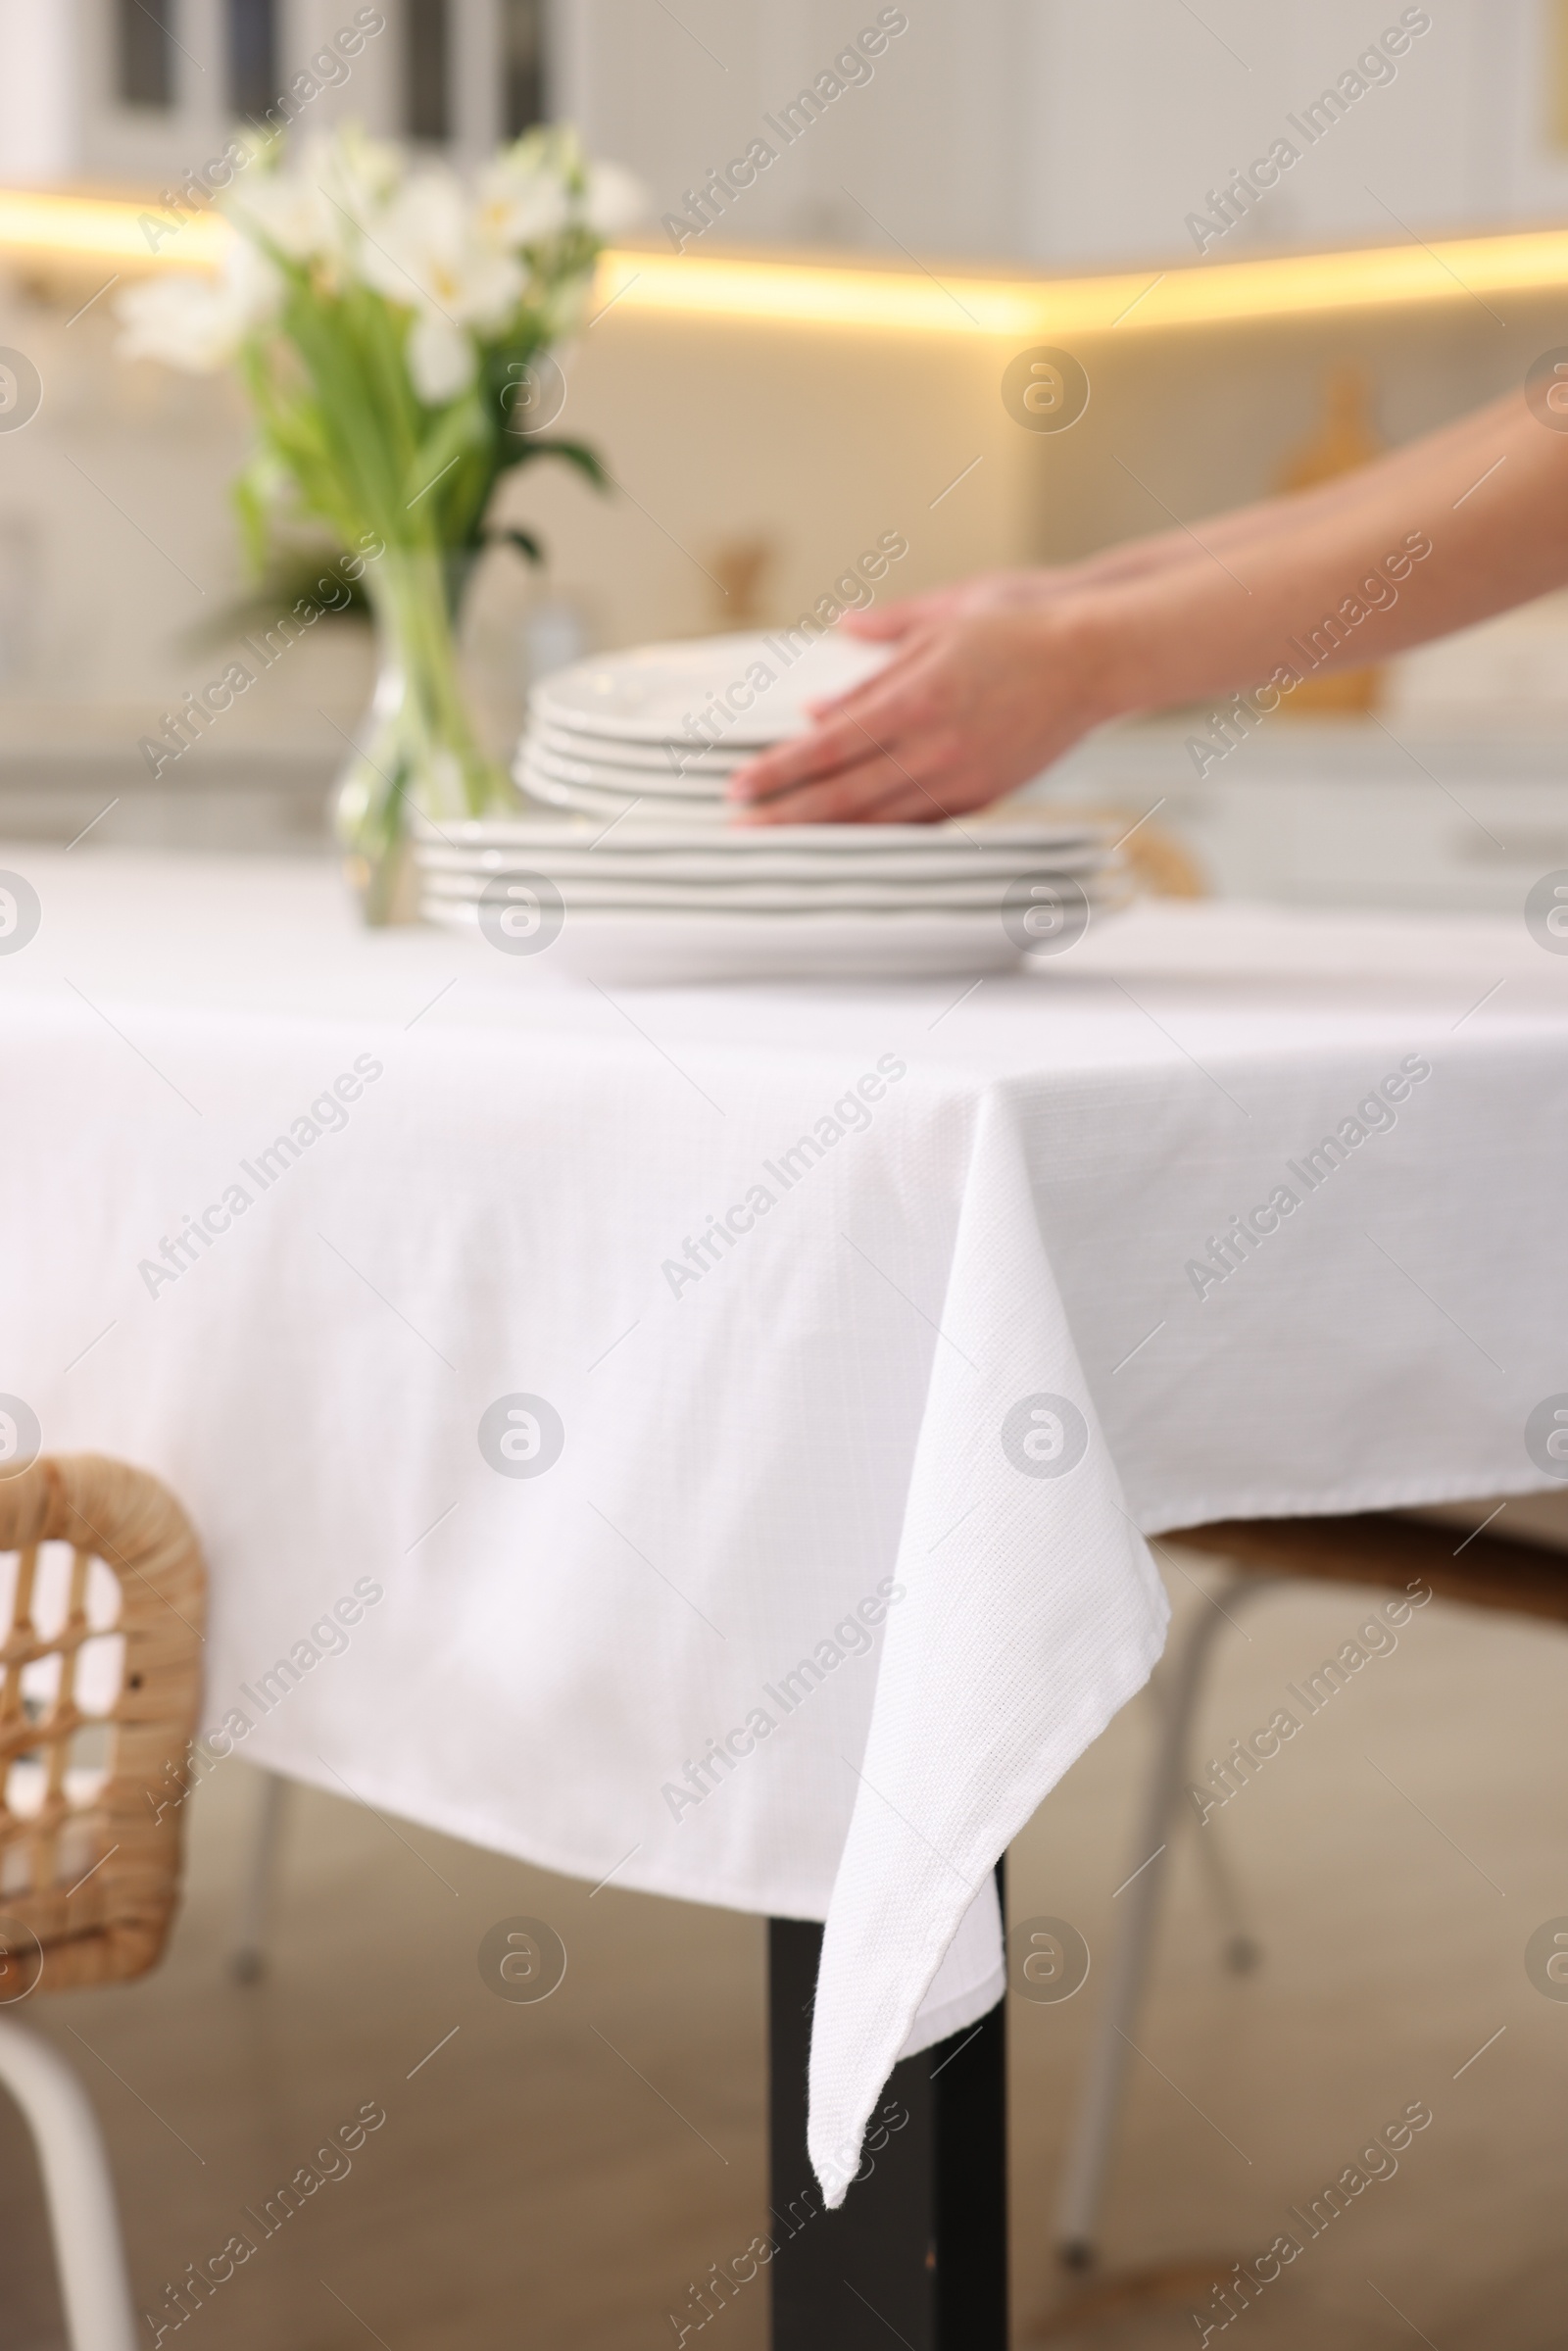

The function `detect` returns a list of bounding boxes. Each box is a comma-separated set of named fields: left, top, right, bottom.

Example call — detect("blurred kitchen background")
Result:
left=4, top=0, right=1568, bottom=905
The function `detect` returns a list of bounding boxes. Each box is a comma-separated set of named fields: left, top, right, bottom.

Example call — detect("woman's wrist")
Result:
left=1049, top=584, right=1143, bottom=736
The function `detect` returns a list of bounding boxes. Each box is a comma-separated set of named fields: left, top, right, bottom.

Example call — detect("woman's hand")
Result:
left=838, top=566, right=1075, bottom=645
left=729, top=560, right=1178, bottom=824
left=726, top=599, right=1112, bottom=826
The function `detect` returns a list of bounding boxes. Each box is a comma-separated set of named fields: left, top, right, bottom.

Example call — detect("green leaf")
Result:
left=182, top=542, right=374, bottom=649
left=504, top=437, right=611, bottom=491
left=492, top=525, right=546, bottom=565
left=232, top=455, right=277, bottom=574
left=406, top=394, right=487, bottom=510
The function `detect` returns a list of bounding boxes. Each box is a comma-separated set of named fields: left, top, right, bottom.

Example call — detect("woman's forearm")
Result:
left=1068, top=388, right=1521, bottom=598
left=1080, top=389, right=1568, bottom=721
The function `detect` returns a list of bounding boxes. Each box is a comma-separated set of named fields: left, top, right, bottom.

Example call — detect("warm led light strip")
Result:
left=4, top=185, right=1567, bottom=336
left=596, top=232, right=1568, bottom=338
left=0, top=187, right=228, bottom=269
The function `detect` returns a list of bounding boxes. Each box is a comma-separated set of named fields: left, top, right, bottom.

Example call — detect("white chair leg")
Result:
left=0, top=2016, right=137, bottom=2351
left=1188, top=1791, right=1263, bottom=1974
left=230, top=1768, right=290, bottom=1984
left=1053, top=1573, right=1282, bottom=2267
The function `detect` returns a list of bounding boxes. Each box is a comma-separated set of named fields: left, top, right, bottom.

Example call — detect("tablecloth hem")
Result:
left=893, top=1961, right=1006, bottom=2060
left=1139, top=1466, right=1566, bottom=1540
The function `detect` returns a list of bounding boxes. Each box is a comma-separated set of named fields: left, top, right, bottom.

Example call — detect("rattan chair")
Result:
left=1046, top=1507, right=1568, bottom=2322
left=0, top=1453, right=206, bottom=2351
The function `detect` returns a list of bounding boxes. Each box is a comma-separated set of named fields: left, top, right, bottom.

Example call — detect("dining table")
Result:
left=2, top=841, right=1565, bottom=2348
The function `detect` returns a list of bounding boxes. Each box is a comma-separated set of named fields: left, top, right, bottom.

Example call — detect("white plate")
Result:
left=421, top=869, right=1116, bottom=912
left=530, top=630, right=892, bottom=746
left=519, top=767, right=1100, bottom=833
left=416, top=840, right=1109, bottom=883
left=415, top=811, right=1112, bottom=857
left=425, top=900, right=1031, bottom=984
left=530, top=723, right=745, bottom=777
left=522, top=741, right=730, bottom=796
left=519, top=769, right=726, bottom=822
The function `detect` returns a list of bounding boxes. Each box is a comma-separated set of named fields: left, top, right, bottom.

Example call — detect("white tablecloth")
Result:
left=3, top=849, right=1566, bottom=2202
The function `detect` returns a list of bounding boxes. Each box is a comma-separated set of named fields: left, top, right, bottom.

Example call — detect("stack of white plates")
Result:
left=415, top=632, right=1127, bottom=983
left=516, top=629, right=889, bottom=824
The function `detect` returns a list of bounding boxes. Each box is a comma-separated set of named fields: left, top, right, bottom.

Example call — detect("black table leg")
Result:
left=767, top=1870, right=1008, bottom=2351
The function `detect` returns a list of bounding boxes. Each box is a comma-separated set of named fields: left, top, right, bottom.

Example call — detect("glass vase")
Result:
left=333, top=547, right=513, bottom=927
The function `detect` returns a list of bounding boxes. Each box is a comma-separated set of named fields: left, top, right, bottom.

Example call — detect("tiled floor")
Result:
left=2, top=1547, right=1565, bottom=2349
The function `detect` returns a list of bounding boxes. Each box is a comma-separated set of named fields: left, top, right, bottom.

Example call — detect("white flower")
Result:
left=225, top=127, right=407, bottom=285
left=474, top=154, right=569, bottom=249
left=360, top=171, right=523, bottom=329
left=583, top=161, right=645, bottom=237
left=116, top=237, right=280, bottom=371
left=316, top=122, right=404, bottom=220
left=116, top=118, right=639, bottom=409
left=406, top=309, right=476, bottom=403
left=226, top=171, right=337, bottom=264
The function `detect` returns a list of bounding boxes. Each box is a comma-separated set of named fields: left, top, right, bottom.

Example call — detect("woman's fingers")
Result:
left=839, top=588, right=960, bottom=640
left=738, top=754, right=929, bottom=826
left=735, top=719, right=985, bottom=828
left=800, top=631, right=936, bottom=722
left=835, top=607, right=918, bottom=640
left=728, top=694, right=910, bottom=805
left=741, top=756, right=995, bottom=827
left=727, top=724, right=865, bottom=808
left=730, top=650, right=947, bottom=803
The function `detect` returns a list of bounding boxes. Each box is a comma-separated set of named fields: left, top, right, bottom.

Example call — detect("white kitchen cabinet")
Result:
left=3, top=1, right=1562, bottom=267
left=1044, top=714, right=1568, bottom=913
left=564, top=0, right=1568, bottom=265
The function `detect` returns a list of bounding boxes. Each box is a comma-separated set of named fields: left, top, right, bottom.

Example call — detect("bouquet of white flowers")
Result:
left=120, top=122, right=641, bottom=920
